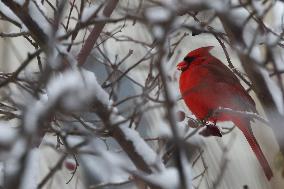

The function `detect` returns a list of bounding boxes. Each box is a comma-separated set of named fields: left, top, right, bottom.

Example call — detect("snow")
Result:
left=80, top=150, right=131, bottom=183
left=252, top=0, right=265, bottom=16
left=152, top=25, right=165, bottom=39
left=139, top=155, right=192, bottom=189
left=0, top=122, right=17, bottom=144
left=145, top=6, right=171, bottom=23
left=271, top=47, right=284, bottom=70
left=33, top=0, right=45, bottom=13
left=46, top=48, right=61, bottom=69
left=10, top=138, right=27, bottom=160
left=144, top=167, right=179, bottom=189
left=181, top=152, right=193, bottom=189
left=266, top=32, right=280, bottom=46
left=249, top=46, right=264, bottom=63
left=55, top=25, right=67, bottom=38
left=46, top=68, right=110, bottom=110
left=27, top=0, right=50, bottom=35
left=24, top=68, right=110, bottom=133
left=81, top=4, right=101, bottom=22
left=167, top=79, right=179, bottom=101
left=0, top=162, right=3, bottom=186
left=119, top=124, right=164, bottom=170
left=108, top=112, right=164, bottom=172
left=22, top=66, right=164, bottom=177
left=0, top=1, right=50, bottom=35
left=19, top=148, right=39, bottom=189
left=225, top=7, right=250, bottom=28
left=158, top=120, right=173, bottom=138
left=206, top=0, right=229, bottom=13
left=82, top=142, right=191, bottom=189
left=5, top=138, right=27, bottom=177
left=0, top=2, right=22, bottom=25
left=270, top=1, right=284, bottom=32
left=24, top=96, right=46, bottom=133
left=101, top=150, right=132, bottom=170
left=259, top=68, right=284, bottom=114
left=66, top=135, right=85, bottom=148
left=22, top=66, right=161, bottom=182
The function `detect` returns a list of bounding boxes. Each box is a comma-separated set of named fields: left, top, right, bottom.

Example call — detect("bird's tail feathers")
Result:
left=234, top=119, right=273, bottom=180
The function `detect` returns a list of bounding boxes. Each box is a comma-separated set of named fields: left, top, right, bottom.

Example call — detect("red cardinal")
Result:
left=177, top=46, right=273, bottom=180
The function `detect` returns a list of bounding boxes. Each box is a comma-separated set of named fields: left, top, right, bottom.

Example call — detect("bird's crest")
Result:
left=186, top=46, right=214, bottom=58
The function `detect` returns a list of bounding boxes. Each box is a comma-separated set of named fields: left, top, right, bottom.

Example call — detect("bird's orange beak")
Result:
left=177, top=61, right=187, bottom=71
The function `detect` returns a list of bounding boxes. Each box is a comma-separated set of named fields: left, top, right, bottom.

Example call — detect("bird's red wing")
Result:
left=201, top=57, right=257, bottom=113
left=181, top=81, right=254, bottom=121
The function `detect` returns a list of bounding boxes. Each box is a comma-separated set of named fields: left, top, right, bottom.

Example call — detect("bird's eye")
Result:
left=183, top=56, right=196, bottom=64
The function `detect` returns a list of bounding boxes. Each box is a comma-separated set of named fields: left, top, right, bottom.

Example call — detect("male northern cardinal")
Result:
left=177, top=46, right=273, bottom=180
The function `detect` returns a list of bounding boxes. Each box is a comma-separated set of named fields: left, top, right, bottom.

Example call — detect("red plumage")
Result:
left=177, top=46, right=273, bottom=180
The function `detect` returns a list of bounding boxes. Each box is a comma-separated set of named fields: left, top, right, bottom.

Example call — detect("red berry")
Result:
left=64, top=159, right=76, bottom=171
left=176, top=110, right=185, bottom=122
